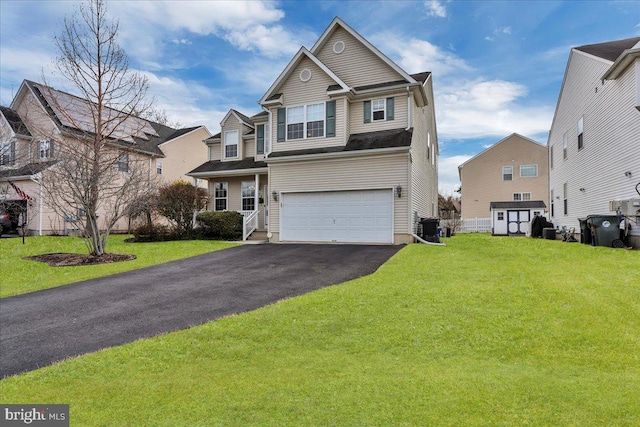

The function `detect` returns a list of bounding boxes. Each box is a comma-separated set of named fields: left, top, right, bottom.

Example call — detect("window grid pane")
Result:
left=241, top=181, right=256, bottom=211
left=502, top=166, right=513, bottom=181
left=306, top=120, right=324, bottom=138
left=520, top=165, right=538, bottom=177
left=287, top=123, right=304, bottom=140
left=225, top=145, right=238, bottom=158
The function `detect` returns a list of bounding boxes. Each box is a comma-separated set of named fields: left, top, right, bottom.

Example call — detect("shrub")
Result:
left=157, top=181, right=208, bottom=237
left=131, top=223, right=174, bottom=242
left=196, top=211, right=243, bottom=240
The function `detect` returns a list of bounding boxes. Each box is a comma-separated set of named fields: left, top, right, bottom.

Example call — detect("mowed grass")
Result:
left=2, top=235, right=639, bottom=426
left=0, top=235, right=237, bottom=298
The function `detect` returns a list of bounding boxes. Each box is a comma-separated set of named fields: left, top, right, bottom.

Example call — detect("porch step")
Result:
left=247, top=230, right=268, bottom=241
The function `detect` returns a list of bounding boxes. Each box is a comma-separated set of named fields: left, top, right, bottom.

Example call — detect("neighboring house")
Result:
left=458, top=133, right=549, bottom=235
left=189, top=17, right=439, bottom=244
left=548, top=37, right=640, bottom=247
left=0, top=80, right=210, bottom=235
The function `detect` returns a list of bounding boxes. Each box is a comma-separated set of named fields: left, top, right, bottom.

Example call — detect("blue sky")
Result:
left=1, top=0, right=638, bottom=194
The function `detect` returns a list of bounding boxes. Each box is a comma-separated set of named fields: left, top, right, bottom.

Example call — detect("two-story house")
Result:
left=0, top=80, right=211, bottom=235
left=548, top=37, right=640, bottom=248
left=458, top=133, right=549, bottom=235
left=189, top=17, right=439, bottom=244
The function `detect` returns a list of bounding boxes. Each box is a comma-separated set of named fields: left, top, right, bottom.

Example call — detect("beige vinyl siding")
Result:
left=268, top=152, right=410, bottom=242
left=548, top=51, right=640, bottom=236
left=315, top=26, right=404, bottom=88
left=15, top=92, right=60, bottom=162
left=208, top=144, right=221, bottom=162
left=207, top=174, right=268, bottom=230
left=220, top=115, right=243, bottom=161
left=158, top=127, right=209, bottom=186
left=244, top=137, right=256, bottom=159
left=460, top=134, right=549, bottom=219
left=269, top=57, right=346, bottom=152
left=410, top=96, right=438, bottom=221
left=350, top=94, right=408, bottom=135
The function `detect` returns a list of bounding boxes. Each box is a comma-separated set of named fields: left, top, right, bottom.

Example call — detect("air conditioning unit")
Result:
left=611, top=198, right=640, bottom=216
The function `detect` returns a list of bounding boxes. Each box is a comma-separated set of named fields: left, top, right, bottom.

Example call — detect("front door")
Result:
left=507, top=210, right=530, bottom=235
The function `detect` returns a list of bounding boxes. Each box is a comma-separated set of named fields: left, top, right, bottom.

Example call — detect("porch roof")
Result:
left=188, top=158, right=267, bottom=175
left=0, top=161, right=58, bottom=180
left=489, top=201, right=547, bottom=210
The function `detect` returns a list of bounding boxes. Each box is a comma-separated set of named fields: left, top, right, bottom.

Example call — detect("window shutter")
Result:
left=363, top=100, right=371, bottom=123
left=386, top=97, right=394, bottom=121
left=326, top=100, right=336, bottom=137
left=257, top=125, right=265, bottom=154
left=277, top=108, right=285, bottom=142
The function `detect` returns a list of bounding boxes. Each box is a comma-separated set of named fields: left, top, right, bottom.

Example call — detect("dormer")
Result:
left=219, top=109, right=254, bottom=162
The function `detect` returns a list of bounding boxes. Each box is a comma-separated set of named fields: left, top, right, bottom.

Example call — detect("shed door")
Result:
left=507, top=210, right=530, bottom=235
left=281, top=189, right=393, bottom=243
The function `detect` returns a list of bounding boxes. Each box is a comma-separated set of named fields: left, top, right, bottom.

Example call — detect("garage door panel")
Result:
left=281, top=189, right=393, bottom=243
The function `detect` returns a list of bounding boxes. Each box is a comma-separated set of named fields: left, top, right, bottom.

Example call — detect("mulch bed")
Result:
left=24, top=253, right=136, bottom=267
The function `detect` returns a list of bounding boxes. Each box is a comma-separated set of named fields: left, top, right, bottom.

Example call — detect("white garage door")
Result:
left=281, top=189, right=394, bottom=243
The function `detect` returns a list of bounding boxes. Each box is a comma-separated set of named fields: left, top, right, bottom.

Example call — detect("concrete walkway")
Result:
left=0, top=244, right=402, bottom=377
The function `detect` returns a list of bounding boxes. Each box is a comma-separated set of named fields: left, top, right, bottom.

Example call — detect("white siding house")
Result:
left=548, top=37, right=640, bottom=248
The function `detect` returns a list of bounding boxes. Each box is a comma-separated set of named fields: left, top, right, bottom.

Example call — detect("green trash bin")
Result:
left=585, top=215, right=621, bottom=248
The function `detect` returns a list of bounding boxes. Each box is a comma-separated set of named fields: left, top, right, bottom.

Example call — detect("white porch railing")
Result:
left=239, top=210, right=259, bottom=241
left=459, top=217, right=492, bottom=233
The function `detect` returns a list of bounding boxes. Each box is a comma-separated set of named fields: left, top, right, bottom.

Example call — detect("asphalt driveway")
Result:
left=0, top=243, right=402, bottom=377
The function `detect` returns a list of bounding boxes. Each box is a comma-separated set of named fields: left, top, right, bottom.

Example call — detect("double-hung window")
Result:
left=563, top=183, right=568, bottom=215
left=513, top=192, right=531, bottom=201
left=372, top=99, right=386, bottom=121
left=224, top=130, right=238, bottom=159
left=117, top=151, right=129, bottom=172
left=156, top=160, right=163, bottom=175
left=241, top=181, right=256, bottom=211
left=502, top=166, right=513, bottom=181
left=520, top=164, right=538, bottom=178
left=286, top=103, right=324, bottom=140
left=0, top=141, right=15, bottom=166
left=563, top=131, right=568, bottom=159
left=39, top=140, right=52, bottom=159
left=214, top=182, right=228, bottom=211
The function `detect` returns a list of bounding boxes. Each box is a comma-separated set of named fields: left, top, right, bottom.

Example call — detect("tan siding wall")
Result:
left=208, top=144, right=220, bottom=161
left=549, top=53, right=640, bottom=237
left=268, top=153, right=410, bottom=241
left=350, top=93, right=408, bottom=135
left=315, top=27, right=404, bottom=88
left=244, top=137, right=256, bottom=159
left=15, top=92, right=59, bottom=163
left=460, top=134, right=549, bottom=219
left=157, top=127, right=209, bottom=187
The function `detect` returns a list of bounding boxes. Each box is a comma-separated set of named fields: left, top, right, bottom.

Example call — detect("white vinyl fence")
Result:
left=459, top=217, right=492, bottom=233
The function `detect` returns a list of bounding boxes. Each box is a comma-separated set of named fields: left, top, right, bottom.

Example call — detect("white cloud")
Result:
left=438, top=154, right=472, bottom=195
left=424, top=0, right=447, bottom=18
left=496, top=26, right=512, bottom=35
left=172, top=39, right=192, bottom=45
left=436, top=79, right=553, bottom=139
left=370, top=33, right=471, bottom=77
left=223, top=24, right=312, bottom=58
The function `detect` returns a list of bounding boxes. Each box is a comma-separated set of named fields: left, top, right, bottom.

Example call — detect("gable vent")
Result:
left=333, top=40, right=345, bottom=54
left=300, top=68, right=312, bottom=82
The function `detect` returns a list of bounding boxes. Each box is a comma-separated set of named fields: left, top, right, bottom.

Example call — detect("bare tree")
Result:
left=37, top=0, right=154, bottom=256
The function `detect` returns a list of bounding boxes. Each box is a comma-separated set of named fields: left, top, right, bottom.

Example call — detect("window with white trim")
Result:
left=563, top=131, right=568, bottom=159
left=520, top=164, right=538, bottom=178
left=214, top=182, right=228, bottom=211
left=513, top=192, right=531, bottom=201
left=156, top=160, right=163, bottom=175
left=286, top=103, right=325, bottom=140
left=497, top=212, right=504, bottom=221
left=372, top=99, right=386, bottom=121
left=39, top=140, right=52, bottom=159
left=224, top=130, right=238, bottom=159
left=117, top=151, right=129, bottom=172
left=550, top=145, right=554, bottom=169
left=241, top=181, right=256, bottom=211
left=563, top=183, right=568, bottom=215
left=502, top=166, right=513, bottom=181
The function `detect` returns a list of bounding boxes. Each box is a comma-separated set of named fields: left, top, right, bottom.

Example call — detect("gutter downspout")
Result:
left=262, top=106, right=272, bottom=157
left=406, top=86, right=412, bottom=130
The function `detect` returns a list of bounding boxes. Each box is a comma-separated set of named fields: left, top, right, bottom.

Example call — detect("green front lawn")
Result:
left=0, top=235, right=237, bottom=298
left=2, top=235, right=639, bottom=426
